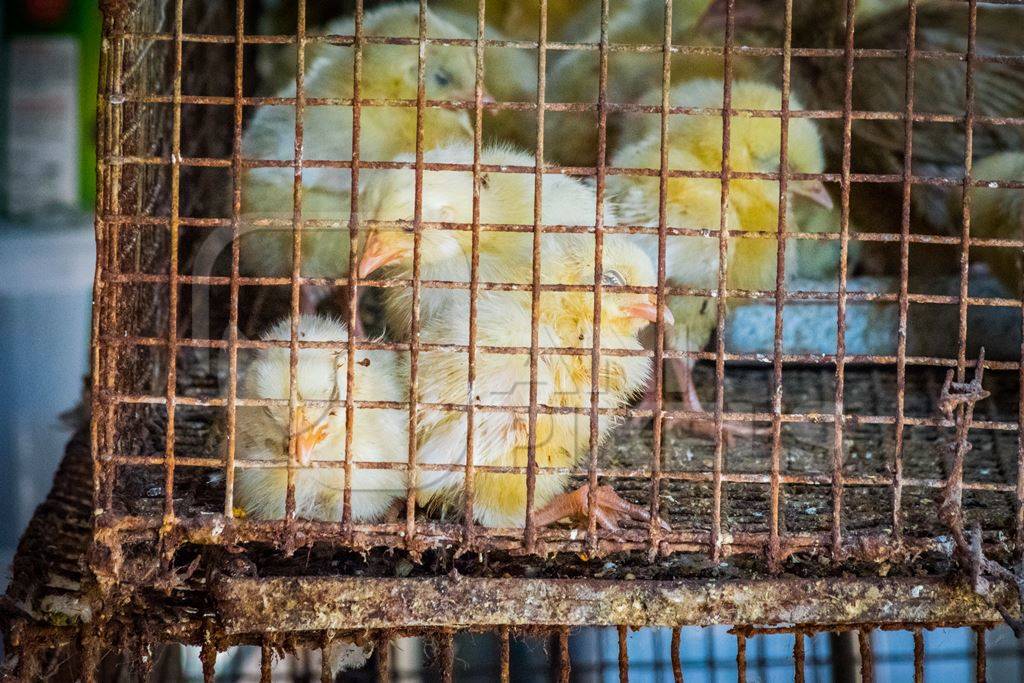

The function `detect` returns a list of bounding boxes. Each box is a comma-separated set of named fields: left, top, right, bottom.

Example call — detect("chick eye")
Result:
left=433, top=69, right=453, bottom=88
left=602, top=270, right=626, bottom=287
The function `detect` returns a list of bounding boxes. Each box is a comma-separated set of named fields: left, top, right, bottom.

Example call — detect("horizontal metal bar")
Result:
left=210, top=576, right=1019, bottom=632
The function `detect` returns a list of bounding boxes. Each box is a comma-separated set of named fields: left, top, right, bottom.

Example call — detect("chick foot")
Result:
left=667, top=358, right=767, bottom=447
left=533, top=484, right=669, bottom=531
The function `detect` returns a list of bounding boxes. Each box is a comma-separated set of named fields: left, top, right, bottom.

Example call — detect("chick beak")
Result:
left=625, top=302, right=675, bottom=326
left=792, top=180, right=834, bottom=209
left=480, top=89, right=496, bottom=104
left=357, top=234, right=402, bottom=279
left=292, top=408, right=327, bottom=467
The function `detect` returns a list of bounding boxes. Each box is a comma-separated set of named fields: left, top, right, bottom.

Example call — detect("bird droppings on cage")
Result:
left=7, top=0, right=1024, bottom=679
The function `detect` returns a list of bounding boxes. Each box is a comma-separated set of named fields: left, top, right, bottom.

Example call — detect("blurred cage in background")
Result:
left=5, top=0, right=1024, bottom=679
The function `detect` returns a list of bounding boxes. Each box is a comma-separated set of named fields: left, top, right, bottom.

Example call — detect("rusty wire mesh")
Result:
left=84, top=0, right=1024, bottom=601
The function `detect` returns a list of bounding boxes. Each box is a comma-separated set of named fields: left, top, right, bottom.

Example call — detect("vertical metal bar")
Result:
left=162, top=0, right=185, bottom=527
left=223, top=0, right=246, bottom=519
left=462, top=0, right=488, bottom=548
left=90, top=9, right=113, bottom=518
left=201, top=641, right=217, bottom=683
left=404, top=0, right=430, bottom=547
left=858, top=629, right=874, bottom=683
left=320, top=632, right=333, bottom=683
left=261, top=640, right=272, bottom=683
left=975, top=627, right=987, bottom=683
left=956, top=0, right=979, bottom=384
left=617, top=625, right=629, bottom=683
left=558, top=628, right=571, bottom=683
left=736, top=633, right=747, bottom=683
left=523, top=0, right=548, bottom=552
left=440, top=631, right=455, bottom=683
left=650, top=0, right=674, bottom=559
left=341, top=0, right=365, bottom=535
left=831, top=0, right=858, bottom=560
left=586, top=0, right=611, bottom=558
left=284, top=0, right=310, bottom=528
left=377, top=634, right=392, bottom=682
left=768, top=0, right=795, bottom=573
left=711, top=0, right=736, bottom=563
left=794, top=632, right=805, bottom=683
left=892, top=0, right=919, bottom=544
left=500, top=626, right=511, bottom=683
left=671, top=627, right=684, bottom=683
left=913, top=629, right=924, bottom=683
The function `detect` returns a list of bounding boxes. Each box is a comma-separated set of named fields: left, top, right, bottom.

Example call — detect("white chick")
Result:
left=234, top=314, right=408, bottom=522
left=356, top=141, right=615, bottom=334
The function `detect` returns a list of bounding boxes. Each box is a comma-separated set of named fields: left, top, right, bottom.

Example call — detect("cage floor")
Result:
left=107, top=360, right=1021, bottom=563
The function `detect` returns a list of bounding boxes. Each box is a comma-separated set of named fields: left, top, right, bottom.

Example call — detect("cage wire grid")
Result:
left=88, top=0, right=1024, bottom=563
left=6, top=0, right=1024, bottom=678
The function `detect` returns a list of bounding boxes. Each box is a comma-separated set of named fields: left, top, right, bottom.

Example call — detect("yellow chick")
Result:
left=610, top=78, right=831, bottom=442
left=431, top=0, right=584, bottom=41
left=234, top=314, right=409, bottom=522
left=415, top=234, right=668, bottom=529
left=545, top=0, right=751, bottom=168
left=356, top=141, right=615, bottom=335
left=964, top=151, right=1024, bottom=294
left=238, top=4, right=478, bottom=309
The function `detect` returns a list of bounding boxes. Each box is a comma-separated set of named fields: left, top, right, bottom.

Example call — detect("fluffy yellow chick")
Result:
left=356, top=142, right=615, bottom=335
left=415, top=234, right=668, bottom=529
left=610, top=78, right=831, bottom=442
left=238, top=4, right=478, bottom=309
left=234, top=314, right=409, bottom=522
left=963, top=151, right=1024, bottom=294
left=545, top=0, right=762, bottom=167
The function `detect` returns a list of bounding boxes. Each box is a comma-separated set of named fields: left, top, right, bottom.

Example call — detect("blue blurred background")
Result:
left=0, top=0, right=100, bottom=586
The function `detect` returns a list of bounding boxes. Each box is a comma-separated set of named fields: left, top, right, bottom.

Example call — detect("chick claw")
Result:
left=671, top=417, right=768, bottom=448
left=533, top=484, right=671, bottom=532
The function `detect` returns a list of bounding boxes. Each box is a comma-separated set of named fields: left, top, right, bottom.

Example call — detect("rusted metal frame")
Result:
left=340, top=0, right=364, bottom=538
left=736, top=632, right=747, bottom=683
left=161, top=0, right=185, bottom=528
left=403, top=0, right=429, bottom=550
left=955, top=0, right=979, bottom=386
left=767, top=0, right=795, bottom=574
left=97, top=392, right=1024, bottom=435
left=461, top=0, right=487, bottom=549
left=710, top=0, right=736, bottom=563
left=648, top=0, right=673, bottom=559
left=104, top=148, right=1024, bottom=186
left=793, top=631, right=805, bottom=683
left=499, top=626, right=511, bottom=682
left=98, top=15, right=127, bottom=515
left=91, top=10, right=119, bottom=517
left=93, top=449, right=1024, bottom=494
left=617, top=625, right=629, bottom=683
left=831, top=0, right=858, bottom=561
left=557, top=628, right=571, bottom=683
left=375, top=632, right=391, bottom=682
left=201, top=638, right=217, bottom=682
left=95, top=270, right=1024, bottom=311
left=91, top=514, right=1003, bottom=559
left=222, top=0, right=245, bottom=520
left=260, top=639, right=272, bottom=682
left=584, top=0, right=611, bottom=558
left=523, top=0, right=549, bottom=554
left=671, top=627, right=683, bottom=683
left=892, top=0, right=919, bottom=546
left=975, top=625, right=987, bottom=682
left=320, top=631, right=334, bottom=683
left=858, top=629, right=874, bottom=683
left=282, top=0, right=310, bottom=535
left=114, top=29, right=1024, bottom=62
left=913, top=628, right=924, bottom=682
left=439, top=630, right=455, bottom=683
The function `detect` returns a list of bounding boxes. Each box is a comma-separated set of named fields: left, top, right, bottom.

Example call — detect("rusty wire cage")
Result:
left=6, top=0, right=1024, bottom=679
